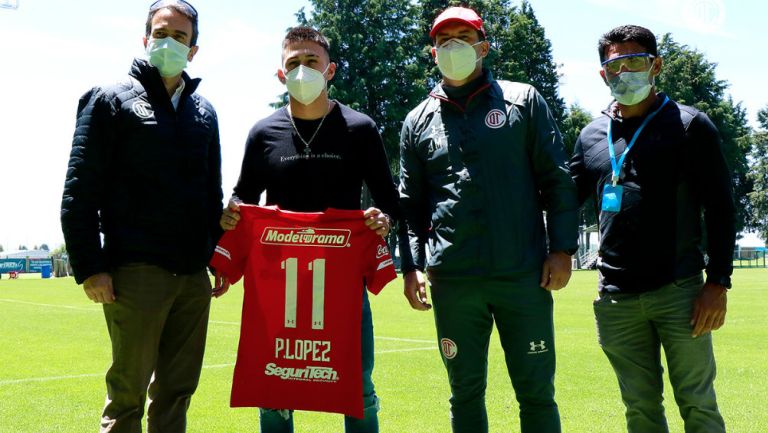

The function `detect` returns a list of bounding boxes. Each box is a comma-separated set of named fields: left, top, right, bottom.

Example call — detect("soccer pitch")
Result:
left=0, top=269, right=766, bottom=433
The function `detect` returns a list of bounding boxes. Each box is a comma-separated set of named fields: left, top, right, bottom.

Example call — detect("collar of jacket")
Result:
left=429, top=68, right=493, bottom=113
left=601, top=92, right=669, bottom=121
left=129, top=58, right=201, bottom=102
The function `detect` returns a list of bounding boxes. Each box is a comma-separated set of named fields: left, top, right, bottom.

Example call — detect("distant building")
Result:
left=1, top=249, right=52, bottom=259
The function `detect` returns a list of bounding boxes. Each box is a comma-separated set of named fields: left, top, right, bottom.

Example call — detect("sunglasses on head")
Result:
left=601, top=53, right=655, bottom=74
left=149, top=0, right=197, bottom=18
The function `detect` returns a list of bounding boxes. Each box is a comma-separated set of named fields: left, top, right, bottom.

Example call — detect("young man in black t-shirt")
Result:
left=215, top=27, right=400, bottom=433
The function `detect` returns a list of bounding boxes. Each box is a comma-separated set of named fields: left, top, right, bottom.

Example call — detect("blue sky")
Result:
left=0, top=0, right=765, bottom=251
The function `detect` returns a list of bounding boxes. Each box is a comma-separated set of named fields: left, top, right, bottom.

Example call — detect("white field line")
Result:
left=0, top=302, right=434, bottom=345
left=0, top=373, right=103, bottom=385
left=209, top=320, right=239, bottom=325
left=0, top=347, right=435, bottom=386
left=374, top=336, right=434, bottom=344
left=211, top=320, right=435, bottom=344
left=1, top=299, right=436, bottom=385
left=376, top=346, right=435, bottom=354
left=0, top=298, right=100, bottom=311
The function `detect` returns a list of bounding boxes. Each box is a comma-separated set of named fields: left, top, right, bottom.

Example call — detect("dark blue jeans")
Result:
left=259, top=288, right=379, bottom=433
left=594, top=274, right=726, bottom=433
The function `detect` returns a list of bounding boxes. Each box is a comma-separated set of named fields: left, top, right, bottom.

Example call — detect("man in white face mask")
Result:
left=61, top=1, right=223, bottom=432
left=398, top=6, right=579, bottom=433
left=570, top=24, right=734, bottom=433
left=216, top=26, right=400, bottom=433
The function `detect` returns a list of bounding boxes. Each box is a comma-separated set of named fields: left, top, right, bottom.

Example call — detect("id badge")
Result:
left=601, top=184, right=623, bottom=213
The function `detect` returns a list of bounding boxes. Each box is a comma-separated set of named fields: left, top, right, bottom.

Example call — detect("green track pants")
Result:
left=429, top=276, right=561, bottom=433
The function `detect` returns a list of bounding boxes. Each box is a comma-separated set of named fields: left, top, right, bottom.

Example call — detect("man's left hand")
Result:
left=540, top=251, right=572, bottom=291
left=364, top=207, right=390, bottom=237
left=691, top=283, right=728, bottom=337
left=212, top=270, right=230, bottom=298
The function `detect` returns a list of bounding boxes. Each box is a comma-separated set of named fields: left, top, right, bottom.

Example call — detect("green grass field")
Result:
left=0, top=268, right=766, bottom=433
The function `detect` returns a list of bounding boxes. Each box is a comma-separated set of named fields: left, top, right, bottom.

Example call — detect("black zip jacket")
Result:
left=61, top=59, right=223, bottom=284
left=570, top=94, right=735, bottom=292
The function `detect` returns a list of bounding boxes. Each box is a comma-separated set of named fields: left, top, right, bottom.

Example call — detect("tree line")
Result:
left=0, top=244, right=50, bottom=252
left=281, top=0, right=765, bottom=241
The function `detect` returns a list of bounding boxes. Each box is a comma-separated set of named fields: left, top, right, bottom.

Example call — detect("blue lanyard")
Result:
left=607, top=96, right=670, bottom=186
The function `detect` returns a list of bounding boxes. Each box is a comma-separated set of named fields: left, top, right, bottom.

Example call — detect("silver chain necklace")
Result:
left=286, top=100, right=332, bottom=155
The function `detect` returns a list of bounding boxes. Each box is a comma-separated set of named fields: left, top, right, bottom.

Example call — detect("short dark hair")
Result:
left=145, top=0, right=199, bottom=46
left=282, top=26, right=331, bottom=57
left=598, top=25, right=657, bottom=63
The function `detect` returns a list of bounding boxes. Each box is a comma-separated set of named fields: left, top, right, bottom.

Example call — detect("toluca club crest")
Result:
left=131, top=100, right=154, bottom=119
left=484, top=109, right=506, bottom=129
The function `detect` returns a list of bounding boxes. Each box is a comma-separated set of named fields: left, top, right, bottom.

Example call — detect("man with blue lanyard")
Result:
left=570, top=25, right=735, bottom=433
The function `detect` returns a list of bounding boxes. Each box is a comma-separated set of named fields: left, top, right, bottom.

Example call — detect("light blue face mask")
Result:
left=146, top=37, right=191, bottom=77
left=607, top=69, right=654, bottom=106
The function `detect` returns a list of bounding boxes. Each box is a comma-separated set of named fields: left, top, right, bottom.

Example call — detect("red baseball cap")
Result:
left=430, top=6, right=485, bottom=39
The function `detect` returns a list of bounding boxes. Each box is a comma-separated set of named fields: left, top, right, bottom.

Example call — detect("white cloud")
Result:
left=0, top=1, right=307, bottom=250
left=585, top=0, right=734, bottom=37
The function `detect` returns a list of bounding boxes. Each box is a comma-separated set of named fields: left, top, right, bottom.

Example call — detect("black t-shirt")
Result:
left=233, top=101, right=400, bottom=218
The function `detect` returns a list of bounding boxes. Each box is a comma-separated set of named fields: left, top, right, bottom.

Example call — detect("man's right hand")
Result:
left=404, top=270, right=431, bottom=311
left=84, top=272, right=115, bottom=304
left=220, top=198, right=242, bottom=231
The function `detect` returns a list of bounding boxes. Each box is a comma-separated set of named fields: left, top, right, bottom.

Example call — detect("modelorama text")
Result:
left=261, top=227, right=350, bottom=247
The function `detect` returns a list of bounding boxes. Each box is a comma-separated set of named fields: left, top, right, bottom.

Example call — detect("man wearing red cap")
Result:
left=398, top=6, right=578, bottom=433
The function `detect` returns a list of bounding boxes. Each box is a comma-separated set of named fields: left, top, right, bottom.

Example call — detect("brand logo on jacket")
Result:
left=428, top=123, right=448, bottom=153
left=484, top=109, right=506, bottom=129
left=132, top=100, right=154, bottom=119
left=261, top=227, right=351, bottom=248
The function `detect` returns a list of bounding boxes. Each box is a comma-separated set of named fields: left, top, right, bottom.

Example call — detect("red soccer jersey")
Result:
left=210, top=205, right=396, bottom=418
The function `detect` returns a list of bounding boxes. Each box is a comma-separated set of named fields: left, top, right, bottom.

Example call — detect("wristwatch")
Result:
left=707, top=275, right=732, bottom=290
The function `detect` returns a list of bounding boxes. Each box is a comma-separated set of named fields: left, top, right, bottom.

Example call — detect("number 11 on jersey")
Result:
left=281, top=258, right=326, bottom=330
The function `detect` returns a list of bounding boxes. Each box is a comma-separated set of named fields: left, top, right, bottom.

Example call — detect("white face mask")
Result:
left=283, top=65, right=329, bottom=105
left=607, top=69, right=654, bottom=106
left=146, top=37, right=190, bottom=77
left=436, top=39, right=482, bottom=81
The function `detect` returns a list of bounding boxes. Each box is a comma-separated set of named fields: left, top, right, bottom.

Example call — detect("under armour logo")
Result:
left=528, top=340, right=548, bottom=355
